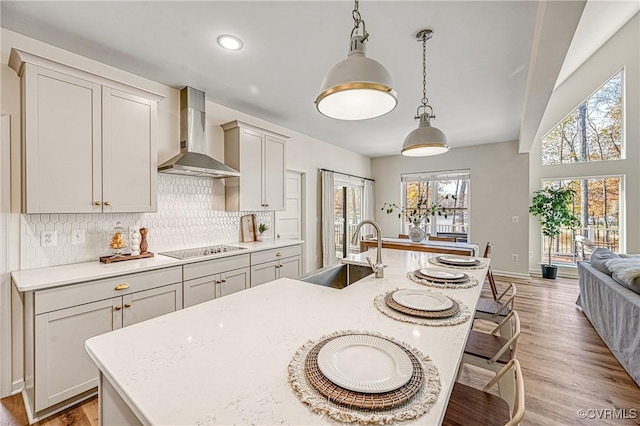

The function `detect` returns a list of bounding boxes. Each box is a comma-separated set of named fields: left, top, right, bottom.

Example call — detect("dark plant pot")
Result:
left=541, top=264, right=558, bottom=279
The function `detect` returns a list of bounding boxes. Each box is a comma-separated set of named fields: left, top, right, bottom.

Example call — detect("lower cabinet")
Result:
left=250, top=245, right=302, bottom=287
left=183, top=254, right=251, bottom=308
left=25, top=267, right=182, bottom=417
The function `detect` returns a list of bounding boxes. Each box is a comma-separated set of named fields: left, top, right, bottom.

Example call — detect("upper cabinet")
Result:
left=8, top=49, right=163, bottom=214
left=222, top=121, right=288, bottom=211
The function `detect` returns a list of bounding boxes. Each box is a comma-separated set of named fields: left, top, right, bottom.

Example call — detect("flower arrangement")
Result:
left=382, top=194, right=456, bottom=225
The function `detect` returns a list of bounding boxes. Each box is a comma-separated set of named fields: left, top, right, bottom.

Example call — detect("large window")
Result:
left=541, top=177, right=622, bottom=264
left=402, top=171, right=470, bottom=241
left=541, top=69, right=623, bottom=165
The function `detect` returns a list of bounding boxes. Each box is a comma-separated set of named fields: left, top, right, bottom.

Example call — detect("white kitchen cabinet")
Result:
left=183, top=254, right=251, bottom=308
left=222, top=120, right=288, bottom=211
left=8, top=48, right=162, bottom=214
left=250, top=245, right=302, bottom=287
left=23, top=266, right=182, bottom=419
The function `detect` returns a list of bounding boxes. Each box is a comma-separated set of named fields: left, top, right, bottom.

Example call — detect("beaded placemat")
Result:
left=375, top=291, right=472, bottom=327
left=428, top=257, right=487, bottom=270
left=288, top=330, right=441, bottom=424
left=407, top=271, right=480, bottom=289
left=304, top=336, right=423, bottom=410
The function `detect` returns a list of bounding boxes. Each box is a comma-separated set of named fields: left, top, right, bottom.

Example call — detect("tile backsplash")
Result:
left=20, top=174, right=273, bottom=269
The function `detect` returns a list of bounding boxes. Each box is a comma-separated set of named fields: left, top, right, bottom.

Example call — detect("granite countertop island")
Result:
left=85, top=248, right=489, bottom=425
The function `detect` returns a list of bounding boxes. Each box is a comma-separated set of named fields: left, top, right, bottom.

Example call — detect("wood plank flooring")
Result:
left=1, top=274, right=639, bottom=425
left=459, top=274, right=640, bottom=426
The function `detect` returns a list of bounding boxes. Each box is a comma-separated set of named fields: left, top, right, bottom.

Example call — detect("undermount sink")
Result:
left=299, top=262, right=373, bottom=289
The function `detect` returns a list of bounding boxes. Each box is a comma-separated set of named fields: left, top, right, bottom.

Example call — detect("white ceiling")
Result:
left=2, top=1, right=545, bottom=157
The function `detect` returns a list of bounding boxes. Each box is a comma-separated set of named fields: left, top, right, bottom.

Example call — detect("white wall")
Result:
left=528, top=13, right=640, bottom=275
left=372, top=141, right=530, bottom=277
left=0, top=27, right=371, bottom=392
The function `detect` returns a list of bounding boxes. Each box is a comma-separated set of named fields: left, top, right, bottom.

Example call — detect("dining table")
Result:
left=86, top=248, right=489, bottom=425
left=360, top=237, right=480, bottom=256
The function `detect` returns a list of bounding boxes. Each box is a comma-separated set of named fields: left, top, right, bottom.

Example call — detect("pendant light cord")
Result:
left=350, top=0, right=369, bottom=41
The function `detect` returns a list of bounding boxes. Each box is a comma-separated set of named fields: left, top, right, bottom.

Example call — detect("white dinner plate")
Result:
left=418, top=268, right=466, bottom=280
left=437, top=255, right=479, bottom=265
left=392, top=289, right=454, bottom=311
left=317, top=335, right=413, bottom=393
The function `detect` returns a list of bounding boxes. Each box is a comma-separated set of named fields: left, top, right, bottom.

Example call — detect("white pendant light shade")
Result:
left=401, top=29, right=448, bottom=157
left=316, top=41, right=398, bottom=120
left=401, top=113, right=449, bottom=156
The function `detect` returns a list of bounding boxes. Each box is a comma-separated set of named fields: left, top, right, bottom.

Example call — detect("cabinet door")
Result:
left=219, top=267, right=250, bottom=297
left=278, top=256, right=301, bottom=280
left=250, top=261, right=278, bottom=287
left=238, top=128, right=264, bottom=210
left=123, top=283, right=182, bottom=327
left=264, top=135, right=286, bottom=211
left=183, top=275, right=219, bottom=308
left=102, top=87, right=157, bottom=212
left=34, top=298, right=119, bottom=411
left=24, top=66, right=101, bottom=213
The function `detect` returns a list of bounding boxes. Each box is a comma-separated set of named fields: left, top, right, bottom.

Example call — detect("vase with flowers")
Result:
left=382, top=195, right=455, bottom=243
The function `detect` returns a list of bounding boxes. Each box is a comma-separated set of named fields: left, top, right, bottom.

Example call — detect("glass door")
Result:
left=334, top=184, right=363, bottom=259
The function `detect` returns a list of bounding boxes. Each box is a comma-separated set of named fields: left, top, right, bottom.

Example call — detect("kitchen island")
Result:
left=85, top=248, right=489, bottom=425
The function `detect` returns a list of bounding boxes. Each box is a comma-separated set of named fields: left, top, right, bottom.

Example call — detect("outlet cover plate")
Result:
left=41, top=231, right=58, bottom=247
left=72, top=229, right=85, bottom=245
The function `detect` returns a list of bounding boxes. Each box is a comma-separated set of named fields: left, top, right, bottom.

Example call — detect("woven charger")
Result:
left=374, top=292, right=472, bottom=327
left=384, top=291, right=459, bottom=318
left=288, top=330, right=441, bottom=424
left=415, top=269, right=470, bottom=284
left=428, top=257, right=487, bottom=270
left=304, top=336, right=423, bottom=410
left=408, top=271, right=480, bottom=289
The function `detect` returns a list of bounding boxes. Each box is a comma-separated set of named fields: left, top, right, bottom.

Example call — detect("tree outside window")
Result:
left=542, top=70, right=622, bottom=165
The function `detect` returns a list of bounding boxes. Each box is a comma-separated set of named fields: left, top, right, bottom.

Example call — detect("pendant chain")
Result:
left=421, top=33, right=428, bottom=108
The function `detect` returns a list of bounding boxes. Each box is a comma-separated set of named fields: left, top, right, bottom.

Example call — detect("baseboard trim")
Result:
left=492, top=270, right=531, bottom=280
left=22, top=387, right=97, bottom=424
left=11, top=379, right=23, bottom=395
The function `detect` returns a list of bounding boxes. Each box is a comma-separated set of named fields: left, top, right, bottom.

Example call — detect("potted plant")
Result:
left=257, top=222, right=269, bottom=241
left=382, top=195, right=454, bottom=242
left=529, top=187, right=580, bottom=279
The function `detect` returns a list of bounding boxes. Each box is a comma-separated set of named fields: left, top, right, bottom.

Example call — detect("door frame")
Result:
left=1, top=114, right=12, bottom=397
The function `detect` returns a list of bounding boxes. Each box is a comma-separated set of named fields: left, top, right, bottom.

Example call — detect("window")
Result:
left=401, top=171, right=470, bottom=241
left=542, top=69, right=623, bottom=165
left=541, top=177, right=622, bottom=264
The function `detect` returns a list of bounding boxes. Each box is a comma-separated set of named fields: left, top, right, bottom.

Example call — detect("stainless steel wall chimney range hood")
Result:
left=158, top=87, right=240, bottom=178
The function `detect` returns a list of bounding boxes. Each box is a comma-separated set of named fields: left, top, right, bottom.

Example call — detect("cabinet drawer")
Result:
left=183, top=254, right=250, bottom=281
left=250, top=245, right=301, bottom=265
left=35, top=266, right=182, bottom=315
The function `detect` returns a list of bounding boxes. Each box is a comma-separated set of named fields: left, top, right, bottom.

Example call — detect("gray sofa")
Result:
left=577, top=260, right=640, bottom=386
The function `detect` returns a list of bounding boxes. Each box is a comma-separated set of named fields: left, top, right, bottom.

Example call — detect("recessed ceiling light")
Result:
left=217, top=35, right=243, bottom=51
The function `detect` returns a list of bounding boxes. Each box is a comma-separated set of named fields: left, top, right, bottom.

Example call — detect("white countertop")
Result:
left=86, top=248, right=488, bottom=426
left=12, top=239, right=304, bottom=292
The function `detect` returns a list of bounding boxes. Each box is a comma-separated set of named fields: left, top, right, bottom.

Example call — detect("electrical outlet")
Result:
left=512, top=253, right=519, bottom=261
left=41, top=231, right=57, bottom=247
left=529, top=251, right=534, bottom=257
left=512, top=215, right=519, bottom=223
left=72, top=229, right=85, bottom=245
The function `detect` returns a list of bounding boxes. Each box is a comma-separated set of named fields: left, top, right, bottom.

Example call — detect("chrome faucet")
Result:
left=350, top=220, right=384, bottom=278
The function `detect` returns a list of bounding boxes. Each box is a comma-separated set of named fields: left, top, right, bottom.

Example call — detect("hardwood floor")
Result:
left=459, top=274, right=640, bottom=426
left=1, top=274, right=639, bottom=425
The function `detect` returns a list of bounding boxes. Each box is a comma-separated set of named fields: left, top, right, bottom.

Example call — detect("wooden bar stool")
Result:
left=461, top=311, right=521, bottom=404
left=444, top=359, right=525, bottom=426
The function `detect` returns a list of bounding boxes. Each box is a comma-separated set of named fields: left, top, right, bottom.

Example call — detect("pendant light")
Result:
left=315, top=0, right=397, bottom=120
left=401, top=29, right=449, bottom=156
